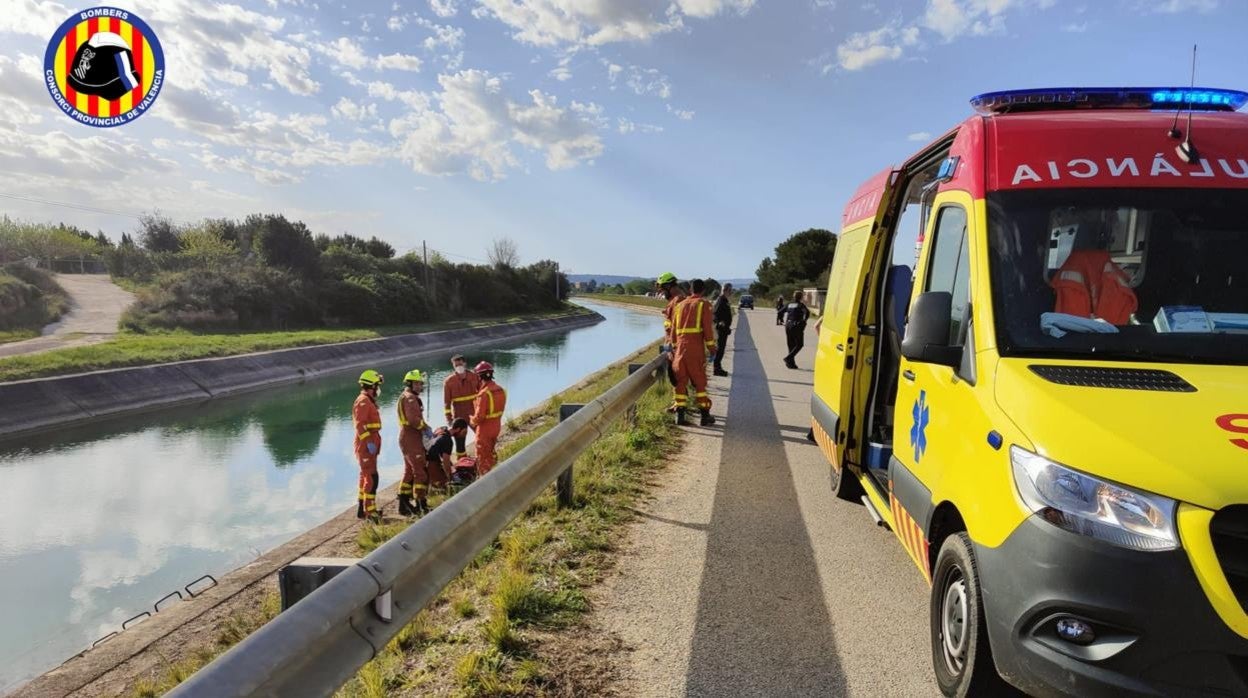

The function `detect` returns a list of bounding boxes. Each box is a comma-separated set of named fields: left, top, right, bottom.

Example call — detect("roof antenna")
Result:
left=1175, top=44, right=1200, bottom=163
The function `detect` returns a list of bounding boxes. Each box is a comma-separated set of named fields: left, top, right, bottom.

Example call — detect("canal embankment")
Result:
left=19, top=339, right=673, bottom=698
left=0, top=309, right=601, bottom=443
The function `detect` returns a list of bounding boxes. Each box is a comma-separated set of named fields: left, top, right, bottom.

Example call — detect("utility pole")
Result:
left=555, top=261, right=560, bottom=300
left=423, top=241, right=430, bottom=301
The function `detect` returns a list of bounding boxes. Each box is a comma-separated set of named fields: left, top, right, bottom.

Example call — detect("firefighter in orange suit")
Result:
left=353, top=370, right=384, bottom=521
left=657, top=272, right=685, bottom=412
left=470, top=361, right=507, bottom=475
left=397, top=369, right=430, bottom=517
left=443, top=354, right=482, bottom=459
left=672, top=278, right=717, bottom=427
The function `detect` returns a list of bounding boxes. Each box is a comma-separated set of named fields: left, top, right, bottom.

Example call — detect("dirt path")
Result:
left=0, top=275, right=134, bottom=359
left=589, top=310, right=938, bottom=697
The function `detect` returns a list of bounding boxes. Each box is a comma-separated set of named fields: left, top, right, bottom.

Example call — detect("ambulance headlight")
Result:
left=1010, top=447, right=1178, bottom=551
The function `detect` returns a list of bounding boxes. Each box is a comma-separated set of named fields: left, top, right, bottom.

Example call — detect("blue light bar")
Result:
left=969, top=87, right=1248, bottom=115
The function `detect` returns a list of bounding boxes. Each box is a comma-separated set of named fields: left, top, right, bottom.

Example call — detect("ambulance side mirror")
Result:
left=901, top=292, right=962, bottom=368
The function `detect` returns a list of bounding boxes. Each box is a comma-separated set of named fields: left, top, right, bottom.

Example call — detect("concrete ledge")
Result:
left=0, top=311, right=602, bottom=442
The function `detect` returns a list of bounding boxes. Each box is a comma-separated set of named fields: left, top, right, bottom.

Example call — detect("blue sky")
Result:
left=0, top=0, right=1243, bottom=279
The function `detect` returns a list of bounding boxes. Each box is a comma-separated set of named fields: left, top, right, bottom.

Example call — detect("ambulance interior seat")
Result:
left=877, top=264, right=912, bottom=439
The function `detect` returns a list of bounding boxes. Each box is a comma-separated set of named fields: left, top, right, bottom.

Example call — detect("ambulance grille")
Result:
left=1210, top=506, right=1248, bottom=612
left=1028, top=365, right=1196, bottom=392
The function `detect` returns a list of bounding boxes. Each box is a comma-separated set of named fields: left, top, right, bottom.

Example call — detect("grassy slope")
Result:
left=0, top=269, right=70, bottom=344
left=576, top=293, right=666, bottom=309
left=0, top=306, right=588, bottom=383
left=132, top=342, right=674, bottom=696
left=337, top=345, right=675, bottom=696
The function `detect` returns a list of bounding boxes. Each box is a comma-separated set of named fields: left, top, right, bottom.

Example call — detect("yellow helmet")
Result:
left=656, top=271, right=677, bottom=285
left=404, top=369, right=425, bottom=383
left=358, top=369, right=384, bottom=388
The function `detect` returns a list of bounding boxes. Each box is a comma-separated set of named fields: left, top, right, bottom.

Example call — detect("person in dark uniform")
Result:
left=775, top=295, right=786, bottom=325
left=783, top=290, right=811, bottom=369
left=711, top=283, right=733, bottom=377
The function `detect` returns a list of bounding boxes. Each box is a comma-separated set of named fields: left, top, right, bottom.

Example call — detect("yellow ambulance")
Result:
left=810, top=87, right=1248, bottom=696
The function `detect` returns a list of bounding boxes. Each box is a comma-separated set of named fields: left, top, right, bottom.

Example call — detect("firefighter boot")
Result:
left=417, top=498, right=430, bottom=516
left=398, top=495, right=416, bottom=517
left=675, top=408, right=690, bottom=426
left=356, top=499, right=365, bottom=519
left=700, top=409, right=717, bottom=427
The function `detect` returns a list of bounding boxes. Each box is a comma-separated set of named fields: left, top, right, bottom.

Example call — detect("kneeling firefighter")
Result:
left=397, top=369, right=431, bottom=517
left=353, top=370, right=384, bottom=521
left=672, top=278, right=717, bottom=426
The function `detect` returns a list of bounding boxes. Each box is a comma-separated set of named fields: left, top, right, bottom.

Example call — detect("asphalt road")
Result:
left=0, top=273, right=134, bottom=359
left=595, top=308, right=938, bottom=697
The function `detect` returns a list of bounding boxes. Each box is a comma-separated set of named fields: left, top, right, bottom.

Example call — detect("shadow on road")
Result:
left=684, top=312, right=848, bottom=696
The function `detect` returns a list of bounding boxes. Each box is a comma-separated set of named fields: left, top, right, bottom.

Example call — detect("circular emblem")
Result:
left=43, top=7, right=165, bottom=127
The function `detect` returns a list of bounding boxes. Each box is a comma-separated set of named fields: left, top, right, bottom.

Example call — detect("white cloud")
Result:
left=331, top=97, right=379, bottom=121
left=390, top=70, right=604, bottom=181
left=1145, top=0, right=1217, bottom=12
left=907, top=131, right=932, bottom=141
left=430, top=0, right=460, bottom=17
left=132, top=0, right=320, bottom=96
left=0, top=54, right=47, bottom=127
left=387, top=14, right=409, bottom=31
left=829, top=0, right=1057, bottom=73
left=617, top=117, right=663, bottom=134
left=376, top=53, right=424, bottom=71
left=472, top=0, right=756, bottom=48
left=320, top=36, right=423, bottom=72
left=550, top=66, right=573, bottom=81
left=604, top=61, right=672, bottom=99
left=667, top=104, right=695, bottom=120
left=1061, top=21, right=1088, bottom=32
left=0, top=0, right=69, bottom=37
left=836, top=22, right=919, bottom=71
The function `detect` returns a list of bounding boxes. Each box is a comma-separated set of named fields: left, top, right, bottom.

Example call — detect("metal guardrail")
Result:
left=169, top=352, right=668, bottom=697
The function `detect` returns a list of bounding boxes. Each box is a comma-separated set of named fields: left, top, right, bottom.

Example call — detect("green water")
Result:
left=0, top=300, right=661, bottom=691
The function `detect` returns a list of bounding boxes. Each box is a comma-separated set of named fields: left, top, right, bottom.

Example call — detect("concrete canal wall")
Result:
left=0, top=311, right=603, bottom=442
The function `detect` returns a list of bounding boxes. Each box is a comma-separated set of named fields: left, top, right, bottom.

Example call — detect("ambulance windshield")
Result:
left=987, top=188, right=1248, bottom=365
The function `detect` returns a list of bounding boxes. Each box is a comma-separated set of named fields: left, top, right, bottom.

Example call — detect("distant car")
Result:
left=738, top=294, right=754, bottom=309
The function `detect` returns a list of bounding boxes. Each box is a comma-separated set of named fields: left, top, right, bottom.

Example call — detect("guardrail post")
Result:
left=557, top=403, right=583, bottom=507
left=626, top=364, right=646, bottom=423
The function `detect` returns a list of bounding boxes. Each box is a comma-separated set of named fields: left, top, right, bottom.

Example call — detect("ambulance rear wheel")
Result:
left=829, top=460, right=863, bottom=502
left=930, top=533, right=1013, bottom=697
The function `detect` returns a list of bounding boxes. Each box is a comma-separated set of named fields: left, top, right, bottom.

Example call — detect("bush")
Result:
left=122, top=266, right=319, bottom=331
left=0, top=264, right=69, bottom=331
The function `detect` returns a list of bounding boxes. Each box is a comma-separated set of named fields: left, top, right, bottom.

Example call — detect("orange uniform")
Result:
left=397, top=389, right=436, bottom=498
left=662, top=291, right=686, bottom=346
left=672, top=294, right=716, bottom=412
left=470, top=381, right=507, bottom=475
left=352, top=392, right=382, bottom=517
left=443, top=371, right=483, bottom=422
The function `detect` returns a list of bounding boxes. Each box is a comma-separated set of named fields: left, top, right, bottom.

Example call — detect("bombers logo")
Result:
left=43, top=7, right=164, bottom=128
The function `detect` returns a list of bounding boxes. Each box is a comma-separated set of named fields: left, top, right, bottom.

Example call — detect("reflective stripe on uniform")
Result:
left=358, top=432, right=372, bottom=441
left=674, top=300, right=707, bottom=334
left=399, top=483, right=413, bottom=495
left=452, top=395, right=476, bottom=403
left=485, top=388, right=506, bottom=419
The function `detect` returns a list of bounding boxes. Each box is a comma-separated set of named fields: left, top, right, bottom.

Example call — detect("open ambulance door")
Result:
left=812, top=168, right=902, bottom=500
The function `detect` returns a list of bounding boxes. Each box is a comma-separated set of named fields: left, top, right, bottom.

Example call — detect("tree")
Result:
left=487, top=237, right=519, bottom=268
left=363, top=237, right=395, bottom=259
left=754, top=228, right=837, bottom=294
left=137, top=213, right=181, bottom=253
left=250, top=214, right=320, bottom=276
left=94, top=232, right=112, bottom=248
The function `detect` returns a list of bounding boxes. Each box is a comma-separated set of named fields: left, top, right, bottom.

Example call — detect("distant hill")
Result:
left=567, top=274, right=644, bottom=286
left=568, top=274, right=755, bottom=287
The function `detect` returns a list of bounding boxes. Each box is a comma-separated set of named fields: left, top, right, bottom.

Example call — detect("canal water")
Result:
left=0, top=300, right=660, bottom=691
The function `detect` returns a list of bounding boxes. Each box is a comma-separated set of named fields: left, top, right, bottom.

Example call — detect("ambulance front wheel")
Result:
left=930, top=533, right=1016, bottom=697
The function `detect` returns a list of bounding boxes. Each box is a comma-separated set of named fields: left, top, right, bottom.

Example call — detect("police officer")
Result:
left=712, top=283, right=733, bottom=377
